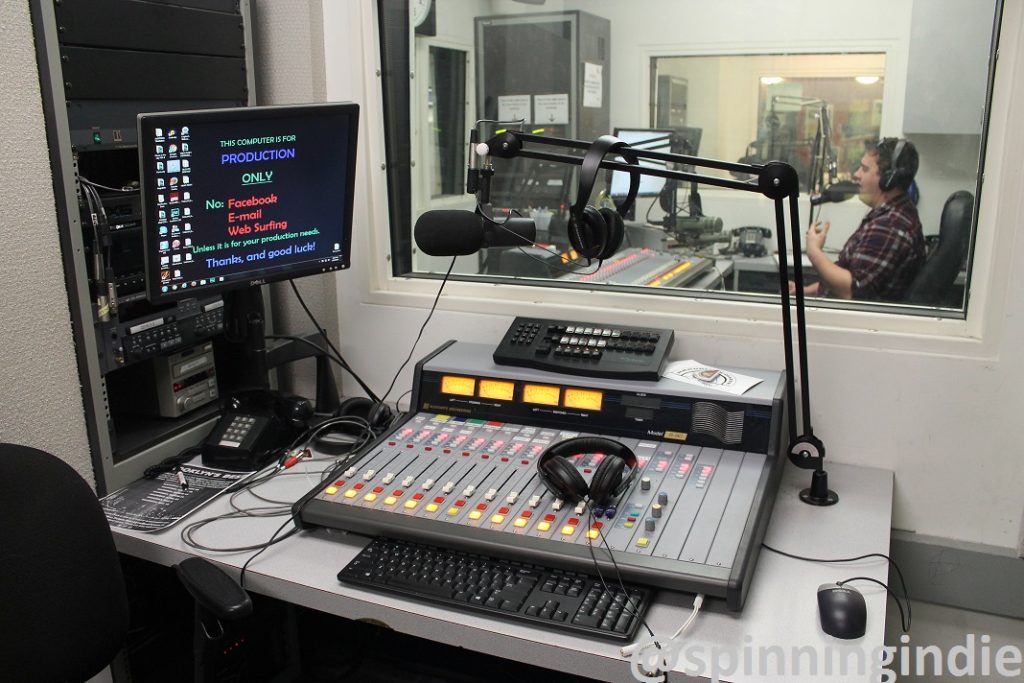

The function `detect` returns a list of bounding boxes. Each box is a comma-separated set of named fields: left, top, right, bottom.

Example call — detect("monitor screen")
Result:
left=609, top=127, right=704, bottom=198
left=138, top=102, right=359, bottom=305
left=610, top=128, right=675, bottom=198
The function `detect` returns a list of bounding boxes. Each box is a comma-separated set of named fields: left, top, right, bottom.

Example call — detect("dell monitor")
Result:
left=608, top=126, right=704, bottom=199
left=138, top=102, right=359, bottom=305
left=609, top=128, right=676, bottom=198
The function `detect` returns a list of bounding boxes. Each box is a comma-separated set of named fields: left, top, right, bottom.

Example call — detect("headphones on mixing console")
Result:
left=568, top=136, right=641, bottom=260
left=876, top=137, right=916, bottom=192
left=537, top=436, right=638, bottom=505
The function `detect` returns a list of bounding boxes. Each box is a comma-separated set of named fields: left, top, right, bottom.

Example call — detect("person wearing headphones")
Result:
left=793, top=138, right=925, bottom=301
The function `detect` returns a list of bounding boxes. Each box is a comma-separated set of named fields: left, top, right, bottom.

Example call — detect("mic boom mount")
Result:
left=475, top=128, right=837, bottom=505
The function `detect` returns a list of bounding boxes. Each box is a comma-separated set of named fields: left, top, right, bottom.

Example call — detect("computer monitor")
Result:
left=609, top=128, right=675, bottom=198
left=138, top=102, right=359, bottom=305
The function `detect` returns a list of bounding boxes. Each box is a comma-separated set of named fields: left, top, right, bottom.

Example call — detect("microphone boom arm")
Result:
left=476, top=128, right=832, bottom=502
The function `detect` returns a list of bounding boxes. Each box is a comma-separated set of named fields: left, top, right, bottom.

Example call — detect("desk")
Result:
left=728, top=254, right=819, bottom=294
left=112, top=459, right=893, bottom=683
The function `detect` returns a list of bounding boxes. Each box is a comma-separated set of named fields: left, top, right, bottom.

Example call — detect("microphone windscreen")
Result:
left=414, top=210, right=486, bottom=256
left=483, top=216, right=536, bottom=249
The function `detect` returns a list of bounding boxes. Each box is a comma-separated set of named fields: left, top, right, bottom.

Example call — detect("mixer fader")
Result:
left=297, top=341, right=787, bottom=610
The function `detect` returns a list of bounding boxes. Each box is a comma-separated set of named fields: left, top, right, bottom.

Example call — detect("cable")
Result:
left=287, top=280, right=381, bottom=404
left=477, top=206, right=605, bottom=277
left=762, top=543, right=911, bottom=631
left=583, top=501, right=656, bottom=639
left=370, top=255, right=456, bottom=425
left=838, top=576, right=910, bottom=633
left=79, top=176, right=139, bottom=193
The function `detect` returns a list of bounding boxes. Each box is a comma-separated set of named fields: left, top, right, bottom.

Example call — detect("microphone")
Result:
left=671, top=215, right=724, bottom=236
left=414, top=209, right=536, bottom=256
left=810, top=180, right=858, bottom=205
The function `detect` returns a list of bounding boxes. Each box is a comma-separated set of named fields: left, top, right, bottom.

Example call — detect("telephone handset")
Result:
left=733, top=226, right=772, bottom=257
left=201, top=390, right=313, bottom=471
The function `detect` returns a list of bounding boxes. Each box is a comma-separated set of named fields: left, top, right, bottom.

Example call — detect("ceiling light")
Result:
left=855, top=75, right=880, bottom=85
left=760, top=76, right=784, bottom=86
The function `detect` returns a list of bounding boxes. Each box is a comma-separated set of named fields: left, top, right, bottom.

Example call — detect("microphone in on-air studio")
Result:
left=414, top=209, right=536, bottom=256
left=810, top=180, right=859, bottom=206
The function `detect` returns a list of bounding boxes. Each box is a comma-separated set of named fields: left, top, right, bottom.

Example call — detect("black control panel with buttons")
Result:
left=492, top=316, right=675, bottom=381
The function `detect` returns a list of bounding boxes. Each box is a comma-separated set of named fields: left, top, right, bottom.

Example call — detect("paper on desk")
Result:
left=662, top=360, right=763, bottom=396
left=101, top=463, right=256, bottom=532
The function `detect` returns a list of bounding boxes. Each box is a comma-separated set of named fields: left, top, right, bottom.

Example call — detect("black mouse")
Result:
left=817, top=583, right=867, bottom=639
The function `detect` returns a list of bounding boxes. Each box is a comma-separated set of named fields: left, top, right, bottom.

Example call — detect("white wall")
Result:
left=0, top=0, right=93, bottom=483
left=326, top=0, right=1024, bottom=554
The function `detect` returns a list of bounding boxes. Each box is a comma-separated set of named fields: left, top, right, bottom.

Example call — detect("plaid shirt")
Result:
left=820, top=193, right=925, bottom=301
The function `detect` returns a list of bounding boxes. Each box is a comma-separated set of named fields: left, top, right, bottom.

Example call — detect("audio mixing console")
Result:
left=297, top=341, right=787, bottom=610
left=559, top=247, right=712, bottom=287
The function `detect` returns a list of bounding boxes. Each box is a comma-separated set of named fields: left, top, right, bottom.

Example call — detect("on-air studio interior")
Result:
left=2, top=1, right=1023, bottom=682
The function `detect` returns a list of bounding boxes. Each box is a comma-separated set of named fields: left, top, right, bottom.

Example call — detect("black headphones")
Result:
left=537, top=436, right=638, bottom=505
left=567, top=136, right=640, bottom=260
left=877, top=137, right=911, bottom=192
left=334, top=396, right=394, bottom=434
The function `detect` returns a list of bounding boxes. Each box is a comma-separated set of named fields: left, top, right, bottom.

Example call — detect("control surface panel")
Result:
left=298, top=342, right=786, bottom=610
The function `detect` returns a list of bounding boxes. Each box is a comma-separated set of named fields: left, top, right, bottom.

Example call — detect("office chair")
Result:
left=0, top=443, right=252, bottom=682
left=904, top=190, right=974, bottom=306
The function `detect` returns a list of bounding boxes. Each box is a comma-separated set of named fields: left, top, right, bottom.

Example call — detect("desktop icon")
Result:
left=157, top=178, right=166, bottom=188
left=181, top=126, right=189, bottom=136
left=168, top=143, right=178, bottom=154
left=155, top=128, right=163, bottom=138
left=156, top=145, right=164, bottom=154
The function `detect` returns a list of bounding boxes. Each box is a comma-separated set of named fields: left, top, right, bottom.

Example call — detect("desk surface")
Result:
left=113, top=459, right=893, bottom=683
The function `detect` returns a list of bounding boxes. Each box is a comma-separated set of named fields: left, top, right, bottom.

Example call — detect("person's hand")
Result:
left=805, top=220, right=830, bottom=253
left=787, top=280, right=797, bottom=295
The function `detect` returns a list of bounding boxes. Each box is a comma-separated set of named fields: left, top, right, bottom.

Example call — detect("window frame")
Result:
left=349, top=0, right=1016, bottom=361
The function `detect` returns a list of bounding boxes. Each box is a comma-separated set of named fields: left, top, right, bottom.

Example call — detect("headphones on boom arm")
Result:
left=568, top=136, right=641, bottom=260
left=537, top=436, right=638, bottom=505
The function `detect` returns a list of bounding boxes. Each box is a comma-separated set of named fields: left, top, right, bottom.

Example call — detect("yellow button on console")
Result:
left=404, top=500, right=419, bottom=509
left=587, top=529, right=600, bottom=540
left=468, top=510, right=482, bottom=520
left=513, top=517, right=528, bottom=528
left=636, top=537, right=650, bottom=547
left=324, top=486, right=338, bottom=495
left=363, top=493, right=377, bottom=502
left=561, top=525, right=576, bottom=536
left=537, top=521, right=551, bottom=532
left=425, top=503, right=439, bottom=513
left=384, top=496, right=397, bottom=506
left=447, top=507, right=460, bottom=516
left=491, top=514, right=506, bottom=524
left=344, top=489, right=358, bottom=499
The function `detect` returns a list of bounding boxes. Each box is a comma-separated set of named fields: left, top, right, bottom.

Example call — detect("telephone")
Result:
left=733, top=226, right=772, bottom=257
left=201, top=390, right=313, bottom=471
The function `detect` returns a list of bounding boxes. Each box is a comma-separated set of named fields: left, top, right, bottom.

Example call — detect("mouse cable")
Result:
left=762, top=543, right=912, bottom=632
left=837, top=575, right=910, bottom=633
left=287, top=279, right=381, bottom=404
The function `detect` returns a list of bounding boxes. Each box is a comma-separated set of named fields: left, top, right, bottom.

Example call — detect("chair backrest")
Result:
left=0, top=443, right=129, bottom=682
left=904, top=190, right=974, bottom=305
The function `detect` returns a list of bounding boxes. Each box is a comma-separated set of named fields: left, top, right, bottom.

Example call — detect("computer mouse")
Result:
left=817, top=583, right=867, bottom=639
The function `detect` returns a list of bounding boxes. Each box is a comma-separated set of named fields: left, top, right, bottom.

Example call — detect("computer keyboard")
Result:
left=492, top=316, right=675, bottom=381
left=338, top=537, right=652, bottom=641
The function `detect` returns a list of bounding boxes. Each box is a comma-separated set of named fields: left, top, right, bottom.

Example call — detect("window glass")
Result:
left=382, top=0, right=1000, bottom=315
